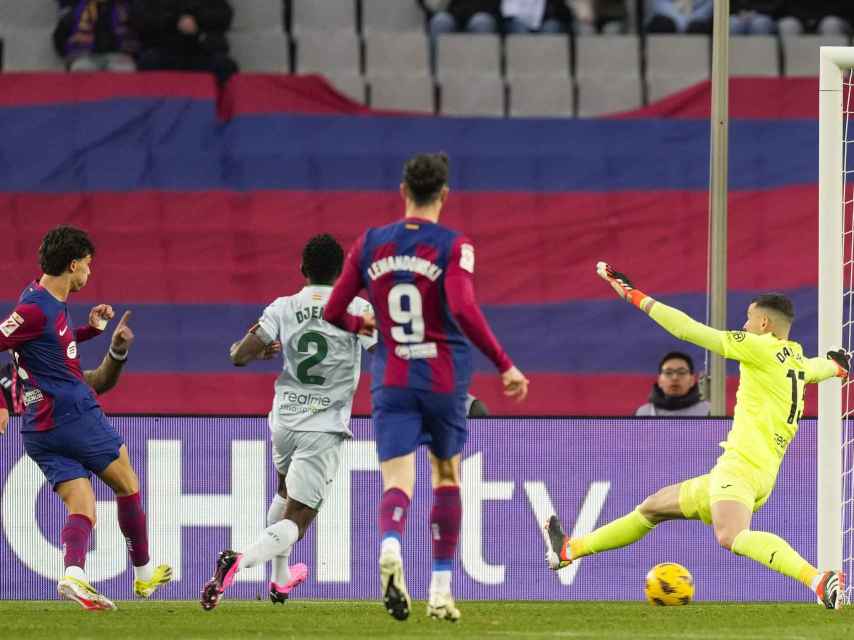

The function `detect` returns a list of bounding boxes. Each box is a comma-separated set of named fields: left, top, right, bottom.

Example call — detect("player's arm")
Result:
left=596, top=262, right=763, bottom=364
left=75, top=304, right=114, bottom=342
left=229, top=323, right=282, bottom=366
left=0, top=366, right=10, bottom=434
left=83, top=311, right=134, bottom=394
left=324, top=235, right=373, bottom=335
left=804, top=349, right=850, bottom=383
left=445, top=237, right=528, bottom=401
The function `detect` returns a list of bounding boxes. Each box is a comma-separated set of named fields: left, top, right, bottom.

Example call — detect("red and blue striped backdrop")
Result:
left=0, top=73, right=826, bottom=416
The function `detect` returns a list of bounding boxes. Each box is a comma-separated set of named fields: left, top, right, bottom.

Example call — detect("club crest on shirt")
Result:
left=0, top=312, right=24, bottom=337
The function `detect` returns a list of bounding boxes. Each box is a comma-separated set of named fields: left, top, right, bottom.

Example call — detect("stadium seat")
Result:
left=325, top=73, right=366, bottom=103
left=576, top=75, right=642, bottom=117
left=230, top=0, right=284, bottom=32
left=646, top=35, right=709, bottom=102
left=291, top=0, right=357, bottom=35
left=729, top=36, right=779, bottom=77
left=440, top=75, right=505, bottom=117
left=362, top=0, right=425, bottom=33
left=296, top=30, right=361, bottom=76
left=365, top=32, right=429, bottom=78
left=783, top=35, right=849, bottom=76
left=505, top=34, right=570, bottom=78
left=575, top=34, right=640, bottom=76
left=436, top=33, right=501, bottom=79
left=370, top=75, right=435, bottom=113
left=0, top=0, right=56, bottom=29
left=0, top=28, right=64, bottom=71
left=508, top=76, right=573, bottom=117
left=229, top=30, right=290, bottom=72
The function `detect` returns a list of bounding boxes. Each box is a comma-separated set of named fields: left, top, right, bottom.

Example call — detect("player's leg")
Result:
left=422, top=389, right=467, bottom=622
left=547, top=481, right=689, bottom=570
left=710, top=463, right=845, bottom=609
left=98, top=442, right=172, bottom=597
left=373, top=386, right=423, bottom=622
left=267, top=472, right=292, bottom=596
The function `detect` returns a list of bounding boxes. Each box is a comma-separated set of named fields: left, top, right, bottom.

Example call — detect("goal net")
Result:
left=819, top=47, right=854, bottom=600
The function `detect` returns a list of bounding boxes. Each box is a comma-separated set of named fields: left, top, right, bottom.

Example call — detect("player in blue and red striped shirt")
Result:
left=0, top=226, right=171, bottom=609
left=325, top=152, right=528, bottom=622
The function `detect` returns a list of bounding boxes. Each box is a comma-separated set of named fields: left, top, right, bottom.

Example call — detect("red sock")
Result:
left=61, top=514, right=93, bottom=570
left=116, top=493, right=150, bottom=567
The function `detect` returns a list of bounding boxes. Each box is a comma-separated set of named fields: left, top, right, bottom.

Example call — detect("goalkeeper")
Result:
left=546, top=262, right=848, bottom=609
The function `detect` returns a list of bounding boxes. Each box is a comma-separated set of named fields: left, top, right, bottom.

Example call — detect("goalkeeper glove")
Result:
left=826, top=348, right=851, bottom=379
left=596, top=261, right=652, bottom=310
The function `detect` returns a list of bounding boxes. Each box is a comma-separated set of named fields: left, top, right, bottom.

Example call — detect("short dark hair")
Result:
left=302, top=234, right=344, bottom=285
left=38, top=225, right=95, bottom=276
left=752, top=293, right=794, bottom=323
left=659, top=351, right=695, bottom=373
left=402, top=152, right=449, bottom=207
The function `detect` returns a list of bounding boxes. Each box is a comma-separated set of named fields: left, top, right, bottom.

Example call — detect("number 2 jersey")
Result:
left=256, top=285, right=376, bottom=435
left=0, top=282, right=103, bottom=431
left=324, top=217, right=514, bottom=394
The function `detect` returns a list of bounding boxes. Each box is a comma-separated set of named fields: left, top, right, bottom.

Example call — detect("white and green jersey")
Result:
left=257, top=285, right=376, bottom=435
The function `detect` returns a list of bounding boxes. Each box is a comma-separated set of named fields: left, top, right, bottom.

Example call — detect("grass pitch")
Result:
left=1, top=600, right=851, bottom=639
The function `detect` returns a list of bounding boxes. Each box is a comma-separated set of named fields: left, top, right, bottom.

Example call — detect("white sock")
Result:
left=267, top=494, right=287, bottom=526
left=271, top=550, right=292, bottom=586
left=429, top=570, right=452, bottom=595
left=133, top=560, right=153, bottom=583
left=64, top=565, right=88, bottom=582
left=380, top=536, right=401, bottom=558
left=810, top=573, right=823, bottom=593
left=239, top=519, right=299, bottom=570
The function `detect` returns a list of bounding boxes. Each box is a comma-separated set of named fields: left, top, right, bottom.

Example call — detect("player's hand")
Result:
left=0, top=408, right=7, bottom=435
left=827, top=347, right=851, bottom=378
left=501, top=366, right=529, bottom=402
left=177, top=14, right=198, bottom=34
left=359, top=312, right=376, bottom=337
left=596, top=262, right=637, bottom=301
left=110, top=311, right=134, bottom=355
left=89, top=304, right=115, bottom=330
left=260, top=341, right=282, bottom=360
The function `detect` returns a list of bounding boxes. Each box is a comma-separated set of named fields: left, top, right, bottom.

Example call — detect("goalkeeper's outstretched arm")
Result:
left=595, top=262, right=728, bottom=356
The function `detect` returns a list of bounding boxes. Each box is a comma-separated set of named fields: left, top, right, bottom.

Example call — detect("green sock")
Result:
left=731, top=529, right=818, bottom=588
left=571, top=508, right=656, bottom=560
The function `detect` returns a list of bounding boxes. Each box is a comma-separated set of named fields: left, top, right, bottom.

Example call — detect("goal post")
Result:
left=818, top=46, right=852, bottom=576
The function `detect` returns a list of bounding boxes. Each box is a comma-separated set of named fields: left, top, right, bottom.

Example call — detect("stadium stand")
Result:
left=645, top=34, right=709, bottom=103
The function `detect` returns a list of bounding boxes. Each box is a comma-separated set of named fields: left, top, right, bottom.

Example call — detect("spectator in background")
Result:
left=420, top=0, right=501, bottom=36
left=635, top=351, right=710, bottom=417
left=570, top=0, right=628, bottom=35
left=131, top=0, right=237, bottom=84
left=730, top=0, right=783, bottom=35
left=645, top=0, right=713, bottom=34
left=53, top=0, right=138, bottom=71
left=502, top=0, right=575, bottom=34
left=777, top=1, right=853, bottom=36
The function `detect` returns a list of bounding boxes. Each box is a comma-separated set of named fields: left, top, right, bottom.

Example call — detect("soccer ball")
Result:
left=644, top=562, right=694, bottom=606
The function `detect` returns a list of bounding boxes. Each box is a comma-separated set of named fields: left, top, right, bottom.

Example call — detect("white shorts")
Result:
left=270, top=427, right=345, bottom=510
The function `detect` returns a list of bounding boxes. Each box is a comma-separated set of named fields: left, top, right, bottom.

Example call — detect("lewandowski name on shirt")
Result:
left=367, top=256, right=443, bottom=281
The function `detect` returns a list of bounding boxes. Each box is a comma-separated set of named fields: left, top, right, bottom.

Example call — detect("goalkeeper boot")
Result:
left=134, top=564, right=173, bottom=598
left=200, top=549, right=242, bottom=611
left=57, top=575, right=117, bottom=611
left=816, top=570, right=846, bottom=610
left=427, top=591, right=461, bottom=622
left=545, top=515, right=573, bottom=570
left=269, top=563, right=309, bottom=604
left=379, top=549, right=411, bottom=621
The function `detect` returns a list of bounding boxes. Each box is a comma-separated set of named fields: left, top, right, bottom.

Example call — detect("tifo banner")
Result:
left=0, top=73, right=831, bottom=416
left=1, top=417, right=816, bottom=602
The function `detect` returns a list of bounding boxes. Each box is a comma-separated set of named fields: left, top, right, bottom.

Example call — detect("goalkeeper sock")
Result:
left=731, top=529, right=818, bottom=588
left=570, top=508, right=656, bottom=560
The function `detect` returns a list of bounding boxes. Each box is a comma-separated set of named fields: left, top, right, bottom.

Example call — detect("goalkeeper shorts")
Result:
left=678, top=452, right=778, bottom=525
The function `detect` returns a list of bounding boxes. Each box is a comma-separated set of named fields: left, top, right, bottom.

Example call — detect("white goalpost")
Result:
left=818, top=46, right=854, bottom=593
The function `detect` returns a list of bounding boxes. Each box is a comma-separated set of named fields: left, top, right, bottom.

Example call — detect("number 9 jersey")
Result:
left=326, top=217, right=514, bottom=395
left=257, top=285, right=376, bottom=435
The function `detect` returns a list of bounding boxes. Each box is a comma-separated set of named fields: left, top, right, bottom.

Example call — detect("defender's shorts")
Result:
left=22, top=409, right=123, bottom=490
left=679, top=452, right=777, bottom=525
left=372, top=387, right=468, bottom=462
left=270, top=425, right=345, bottom=510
